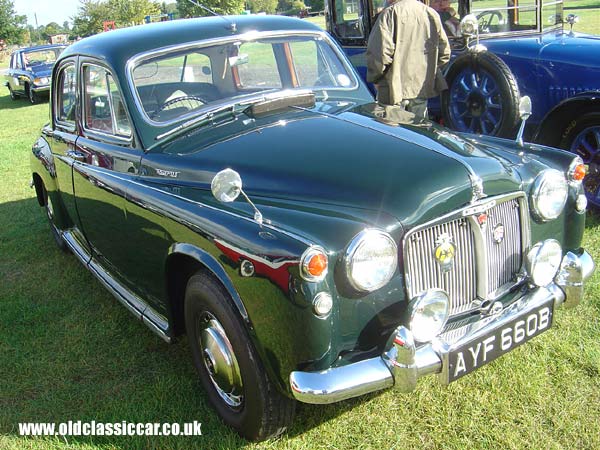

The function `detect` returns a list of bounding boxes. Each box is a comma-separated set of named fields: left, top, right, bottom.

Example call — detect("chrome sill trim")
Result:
left=62, top=230, right=172, bottom=343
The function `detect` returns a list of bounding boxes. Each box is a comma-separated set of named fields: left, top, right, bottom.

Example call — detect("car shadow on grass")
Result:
left=0, top=196, right=358, bottom=449
left=0, top=93, right=48, bottom=110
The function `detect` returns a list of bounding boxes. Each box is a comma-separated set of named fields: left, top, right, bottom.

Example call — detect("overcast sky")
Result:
left=13, top=0, right=81, bottom=27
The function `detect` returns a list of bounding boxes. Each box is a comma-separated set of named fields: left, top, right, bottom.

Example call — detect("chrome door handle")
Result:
left=66, top=150, right=86, bottom=162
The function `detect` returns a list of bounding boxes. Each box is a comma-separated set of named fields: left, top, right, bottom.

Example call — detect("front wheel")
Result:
left=184, top=272, right=295, bottom=441
left=7, top=85, right=17, bottom=100
left=441, top=51, right=520, bottom=138
left=559, top=112, right=600, bottom=206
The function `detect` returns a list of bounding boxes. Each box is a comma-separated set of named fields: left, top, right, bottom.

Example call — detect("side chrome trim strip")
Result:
left=77, top=163, right=315, bottom=247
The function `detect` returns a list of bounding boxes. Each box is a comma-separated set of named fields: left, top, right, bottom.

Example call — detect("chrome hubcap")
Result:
left=197, top=312, right=243, bottom=408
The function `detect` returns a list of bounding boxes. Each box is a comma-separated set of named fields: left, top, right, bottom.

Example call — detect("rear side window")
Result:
left=56, top=64, right=77, bottom=125
left=83, top=64, right=132, bottom=138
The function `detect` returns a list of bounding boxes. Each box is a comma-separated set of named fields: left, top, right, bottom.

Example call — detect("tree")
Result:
left=72, top=0, right=111, bottom=37
left=0, top=0, right=27, bottom=44
left=41, top=22, right=64, bottom=41
left=107, top=0, right=160, bottom=27
left=176, top=0, right=245, bottom=18
left=72, top=0, right=161, bottom=37
left=248, top=0, right=278, bottom=14
left=305, top=0, right=323, bottom=12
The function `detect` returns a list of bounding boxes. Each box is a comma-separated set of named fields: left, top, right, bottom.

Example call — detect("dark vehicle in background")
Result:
left=30, top=15, right=594, bottom=441
left=326, top=0, right=600, bottom=204
left=4, top=44, right=66, bottom=103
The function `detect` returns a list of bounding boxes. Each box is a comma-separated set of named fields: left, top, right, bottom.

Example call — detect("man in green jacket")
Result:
left=366, top=0, right=451, bottom=119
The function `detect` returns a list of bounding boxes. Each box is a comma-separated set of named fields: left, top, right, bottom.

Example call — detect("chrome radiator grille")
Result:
left=404, top=195, right=524, bottom=317
left=484, top=198, right=522, bottom=296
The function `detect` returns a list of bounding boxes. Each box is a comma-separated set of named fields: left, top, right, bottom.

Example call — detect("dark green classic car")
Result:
left=30, top=15, right=594, bottom=441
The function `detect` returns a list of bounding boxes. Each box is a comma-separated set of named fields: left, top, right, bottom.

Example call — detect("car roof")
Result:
left=61, top=15, right=322, bottom=66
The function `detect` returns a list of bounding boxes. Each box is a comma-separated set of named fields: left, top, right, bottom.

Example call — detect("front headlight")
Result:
left=409, top=289, right=449, bottom=343
left=530, top=169, right=568, bottom=221
left=345, top=229, right=398, bottom=292
left=526, top=239, right=563, bottom=287
left=33, top=77, right=49, bottom=85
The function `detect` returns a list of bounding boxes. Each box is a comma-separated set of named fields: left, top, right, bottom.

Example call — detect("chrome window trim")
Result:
left=402, top=191, right=531, bottom=314
left=125, top=30, right=360, bottom=128
left=53, top=61, right=77, bottom=132
left=81, top=62, right=134, bottom=145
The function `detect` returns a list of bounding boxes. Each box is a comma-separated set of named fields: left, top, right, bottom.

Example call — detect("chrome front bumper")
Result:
left=290, top=249, right=595, bottom=404
left=31, top=85, right=50, bottom=93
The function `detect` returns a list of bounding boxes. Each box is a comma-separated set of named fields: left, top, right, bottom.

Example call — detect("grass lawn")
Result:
left=1, top=38, right=600, bottom=450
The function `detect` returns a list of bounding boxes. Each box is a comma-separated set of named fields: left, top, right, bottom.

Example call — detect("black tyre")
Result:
left=27, top=84, right=39, bottom=104
left=43, top=185, right=69, bottom=253
left=441, top=51, right=520, bottom=138
left=184, top=271, right=295, bottom=441
left=7, top=85, right=17, bottom=100
left=558, top=111, right=600, bottom=206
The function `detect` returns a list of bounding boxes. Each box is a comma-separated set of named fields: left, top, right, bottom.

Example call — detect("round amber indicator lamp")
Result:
left=573, top=164, right=587, bottom=181
left=301, top=247, right=328, bottom=281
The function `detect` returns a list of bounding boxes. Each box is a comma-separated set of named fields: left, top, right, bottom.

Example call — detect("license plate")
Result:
left=446, top=300, right=554, bottom=383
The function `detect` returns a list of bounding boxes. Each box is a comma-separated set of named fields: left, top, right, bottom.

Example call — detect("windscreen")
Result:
left=131, top=34, right=357, bottom=123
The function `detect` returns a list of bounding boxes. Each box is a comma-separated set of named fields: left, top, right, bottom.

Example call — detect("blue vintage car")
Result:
left=326, top=0, right=600, bottom=204
left=3, top=44, right=66, bottom=103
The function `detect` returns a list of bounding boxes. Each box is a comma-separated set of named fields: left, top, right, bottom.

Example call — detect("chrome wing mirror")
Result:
left=211, top=168, right=264, bottom=225
left=516, top=96, right=532, bottom=147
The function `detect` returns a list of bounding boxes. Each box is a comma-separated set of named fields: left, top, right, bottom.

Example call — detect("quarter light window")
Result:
left=83, top=65, right=131, bottom=138
left=57, top=64, right=76, bottom=124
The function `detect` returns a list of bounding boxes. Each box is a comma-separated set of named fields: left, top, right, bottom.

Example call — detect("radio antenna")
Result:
left=186, top=0, right=237, bottom=32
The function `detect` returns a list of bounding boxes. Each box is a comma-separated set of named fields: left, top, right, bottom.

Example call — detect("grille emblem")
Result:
left=434, top=233, right=456, bottom=272
left=493, top=223, right=505, bottom=244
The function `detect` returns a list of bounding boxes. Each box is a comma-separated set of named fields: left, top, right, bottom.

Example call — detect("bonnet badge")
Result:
left=434, top=233, right=456, bottom=272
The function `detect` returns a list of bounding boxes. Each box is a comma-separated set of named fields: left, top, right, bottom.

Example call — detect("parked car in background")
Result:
left=30, top=15, right=594, bottom=441
left=326, top=0, right=600, bottom=204
left=4, top=44, right=66, bottom=103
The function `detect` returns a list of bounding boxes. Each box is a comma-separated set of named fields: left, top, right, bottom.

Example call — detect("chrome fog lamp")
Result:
left=526, top=239, right=563, bottom=287
left=345, top=229, right=398, bottom=292
left=409, top=289, right=449, bottom=343
left=530, top=169, right=568, bottom=221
